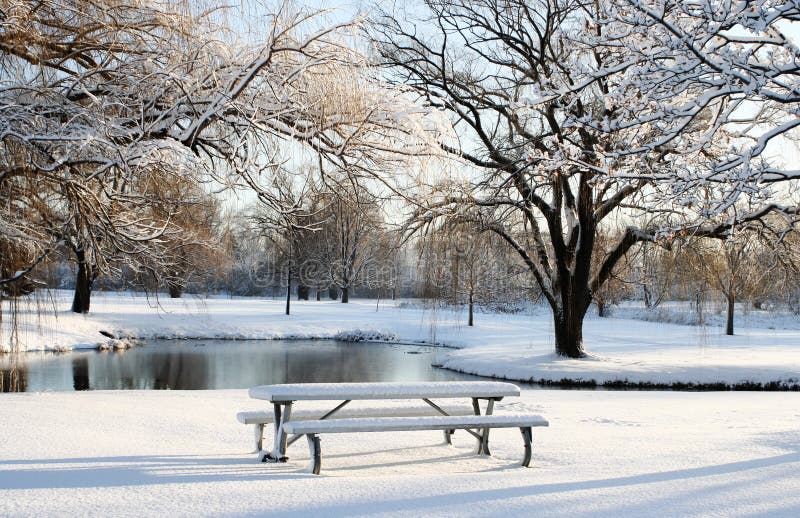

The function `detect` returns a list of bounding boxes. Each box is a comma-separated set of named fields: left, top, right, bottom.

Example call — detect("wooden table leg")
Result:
left=261, top=403, right=283, bottom=462
left=307, top=434, right=322, bottom=475
left=423, top=398, right=454, bottom=444
left=254, top=422, right=265, bottom=453
left=471, top=398, right=484, bottom=454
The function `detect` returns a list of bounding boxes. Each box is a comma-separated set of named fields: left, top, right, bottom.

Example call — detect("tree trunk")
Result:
left=167, top=282, right=183, bottom=299
left=597, top=299, right=606, bottom=317
left=316, top=288, right=321, bottom=301
left=297, top=284, right=310, bottom=300
left=695, top=289, right=704, bottom=325
left=71, top=250, right=92, bottom=314
left=468, top=290, right=474, bottom=327
left=451, top=255, right=459, bottom=306
left=642, top=283, right=651, bottom=309
left=726, top=293, right=735, bottom=336
left=328, top=286, right=338, bottom=300
left=341, top=286, right=349, bottom=303
left=285, top=270, right=291, bottom=316
left=553, top=304, right=586, bottom=358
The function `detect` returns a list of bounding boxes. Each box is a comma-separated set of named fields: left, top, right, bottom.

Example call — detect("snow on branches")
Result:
left=0, top=0, right=434, bottom=295
left=590, top=0, right=800, bottom=215
left=371, top=0, right=800, bottom=357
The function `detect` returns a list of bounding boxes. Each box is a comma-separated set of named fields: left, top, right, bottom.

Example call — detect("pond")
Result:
left=0, top=339, right=504, bottom=392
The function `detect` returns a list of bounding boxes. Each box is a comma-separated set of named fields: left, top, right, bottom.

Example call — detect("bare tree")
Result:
left=592, top=229, right=635, bottom=317
left=249, top=167, right=318, bottom=315
left=1, top=1, right=425, bottom=312
left=775, top=241, right=800, bottom=315
left=634, top=241, right=679, bottom=310
left=314, top=174, right=387, bottom=303
left=372, top=0, right=800, bottom=357
left=372, top=0, right=657, bottom=357
left=420, top=222, right=526, bottom=325
left=134, top=168, right=223, bottom=299
left=682, top=234, right=765, bottom=335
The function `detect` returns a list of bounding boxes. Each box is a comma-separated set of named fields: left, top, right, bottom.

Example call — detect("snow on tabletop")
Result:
left=248, top=381, right=521, bottom=401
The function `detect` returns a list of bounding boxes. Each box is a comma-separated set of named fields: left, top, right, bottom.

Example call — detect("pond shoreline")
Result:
left=5, top=336, right=799, bottom=392
left=3, top=291, right=799, bottom=389
left=438, top=363, right=800, bottom=391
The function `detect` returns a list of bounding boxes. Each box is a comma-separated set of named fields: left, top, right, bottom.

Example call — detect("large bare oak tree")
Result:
left=372, top=0, right=800, bottom=357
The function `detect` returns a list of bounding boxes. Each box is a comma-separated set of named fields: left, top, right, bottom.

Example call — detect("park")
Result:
left=2, top=0, right=800, bottom=516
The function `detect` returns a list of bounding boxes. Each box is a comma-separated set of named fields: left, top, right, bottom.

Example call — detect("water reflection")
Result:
left=72, top=357, right=90, bottom=391
left=0, top=340, right=492, bottom=392
left=1, top=364, right=27, bottom=392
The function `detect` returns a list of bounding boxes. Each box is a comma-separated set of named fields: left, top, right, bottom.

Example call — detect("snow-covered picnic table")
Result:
left=247, top=381, right=547, bottom=473
left=248, top=381, right=521, bottom=403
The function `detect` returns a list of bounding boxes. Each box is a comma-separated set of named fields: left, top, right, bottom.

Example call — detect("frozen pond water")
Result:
left=0, top=339, right=497, bottom=392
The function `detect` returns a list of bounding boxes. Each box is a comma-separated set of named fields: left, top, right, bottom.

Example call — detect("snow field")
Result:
left=0, top=389, right=798, bottom=517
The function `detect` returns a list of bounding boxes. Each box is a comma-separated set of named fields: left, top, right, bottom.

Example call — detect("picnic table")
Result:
left=248, top=381, right=526, bottom=465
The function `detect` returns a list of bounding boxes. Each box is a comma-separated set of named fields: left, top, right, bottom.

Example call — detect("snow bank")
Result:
left=0, top=389, right=797, bottom=517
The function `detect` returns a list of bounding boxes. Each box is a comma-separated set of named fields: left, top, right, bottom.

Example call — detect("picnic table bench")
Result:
left=237, top=403, right=475, bottom=452
left=245, top=381, right=548, bottom=474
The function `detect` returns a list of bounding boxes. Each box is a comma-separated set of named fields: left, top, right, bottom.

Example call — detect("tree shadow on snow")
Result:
left=0, top=454, right=310, bottom=489
left=302, top=451, right=800, bottom=515
left=0, top=441, right=518, bottom=489
left=1, top=449, right=797, bottom=499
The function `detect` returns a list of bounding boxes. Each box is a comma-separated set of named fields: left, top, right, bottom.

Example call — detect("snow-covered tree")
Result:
left=372, top=0, right=660, bottom=357
left=588, top=1, right=800, bottom=233
left=372, top=0, right=800, bottom=358
left=593, top=0, right=800, bottom=331
left=597, top=1, right=800, bottom=197
left=1, top=1, right=204, bottom=307
left=0, top=0, right=430, bottom=314
left=248, top=165, right=320, bottom=315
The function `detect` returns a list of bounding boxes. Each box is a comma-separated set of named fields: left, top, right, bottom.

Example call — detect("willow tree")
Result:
left=1, top=0, right=420, bottom=313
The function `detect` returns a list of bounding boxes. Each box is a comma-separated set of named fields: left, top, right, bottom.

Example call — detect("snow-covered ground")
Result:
left=2, top=290, right=800, bottom=387
left=2, top=293, right=799, bottom=515
left=611, top=300, right=800, bottom=330
left=1, top=389, right=798, bottom=517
